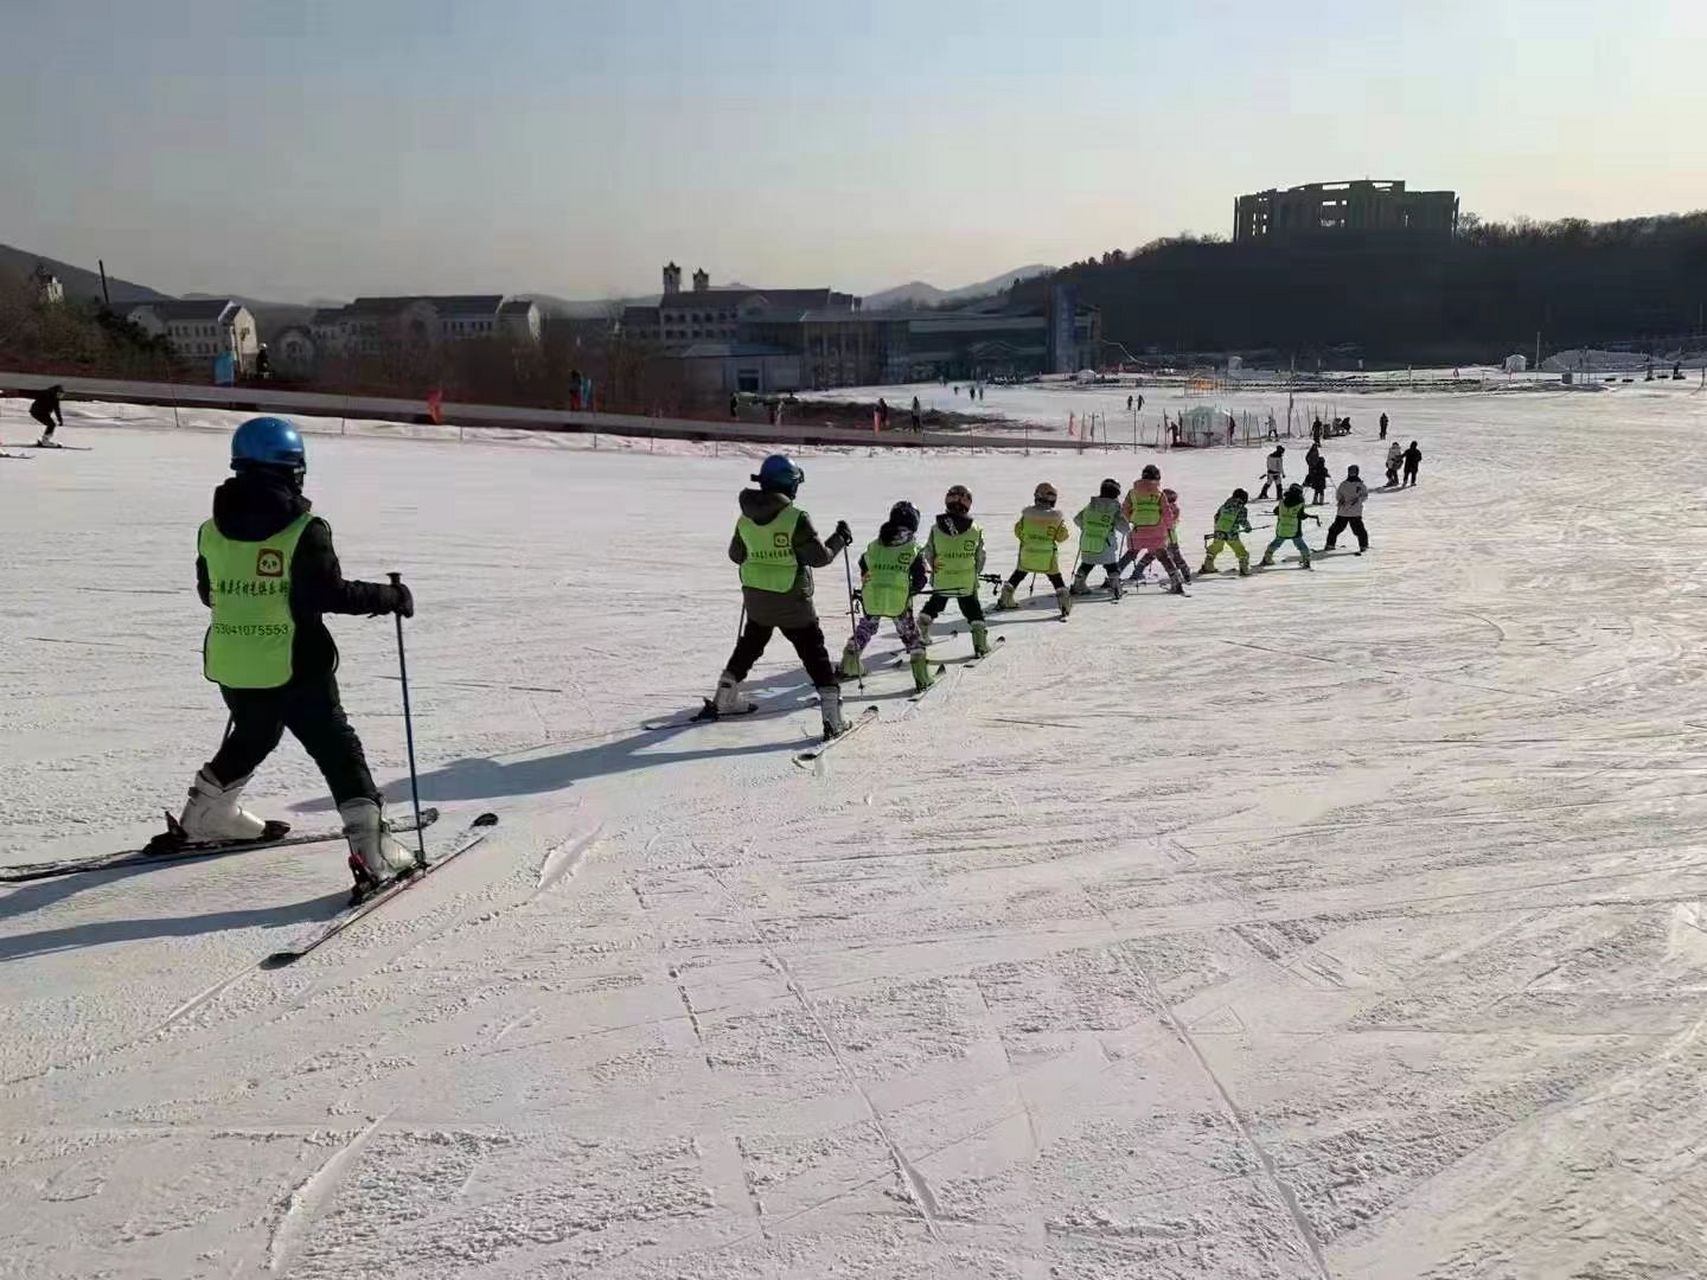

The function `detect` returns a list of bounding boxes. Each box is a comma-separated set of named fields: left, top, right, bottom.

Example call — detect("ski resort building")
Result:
left=308, top=295, right=543, bottom=359
left=122, top=299, right=261, bottom=372
left=628, top=263, right=1099, bottom=390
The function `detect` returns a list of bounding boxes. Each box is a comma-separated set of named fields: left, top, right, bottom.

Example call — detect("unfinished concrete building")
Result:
left=1234, top=180, right=1459, bottom=245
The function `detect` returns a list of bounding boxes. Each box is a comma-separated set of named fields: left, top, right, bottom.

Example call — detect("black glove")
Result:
left=389, top=582, right=415, bottom=618
left=831, top=519, right=852, bottom=549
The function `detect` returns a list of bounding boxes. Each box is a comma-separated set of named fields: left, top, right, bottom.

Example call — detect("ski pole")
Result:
left=388, top=572, right=427, bottom=867
left=842, top=546, right=864, bottom=692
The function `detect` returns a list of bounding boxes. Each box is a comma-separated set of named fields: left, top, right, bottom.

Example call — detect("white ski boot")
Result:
left=340, top=798, right=418, bottom=895
left=177, top=766, right=269, bottom=842
left=710, top=671, right=752, bottom=716
left=818, top=685, right=848, bottom=739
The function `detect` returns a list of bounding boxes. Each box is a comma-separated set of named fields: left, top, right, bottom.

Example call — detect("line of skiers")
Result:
left=710, top=452, right=1399, bottom=741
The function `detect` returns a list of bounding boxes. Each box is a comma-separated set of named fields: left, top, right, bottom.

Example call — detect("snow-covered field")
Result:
left=3, top=383, right=1707, bottom=1277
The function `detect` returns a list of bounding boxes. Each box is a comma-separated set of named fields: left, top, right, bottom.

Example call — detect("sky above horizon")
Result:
left=5, top=0, right=1704, bottom=303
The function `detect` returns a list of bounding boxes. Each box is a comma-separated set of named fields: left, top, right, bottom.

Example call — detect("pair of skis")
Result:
left=0, top=808, right=499, bottom=965
left=0, top=808, right=442, bottom=883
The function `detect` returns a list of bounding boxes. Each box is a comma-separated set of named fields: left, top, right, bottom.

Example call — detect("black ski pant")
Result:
left=1385, top=464, right=1399, bottom=486
left=209, top=673, right=379, bottom=807
left=919, top=591, right=985, bottom=623
left=1324, top=515, right=1368, bottom=551
left=725, top=619, right=837, bottom=689
left=30, top=405, right=56, bottom=439
left=1402, top=464, right=1419, bottom=487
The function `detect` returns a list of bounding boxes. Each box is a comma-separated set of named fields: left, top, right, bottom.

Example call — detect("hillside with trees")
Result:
left=1018, top=212, right=1707, bottom=365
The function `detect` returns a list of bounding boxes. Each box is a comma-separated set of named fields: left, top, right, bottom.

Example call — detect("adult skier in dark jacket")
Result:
left=30, top=384, right=64, bottom=443
left=712, top=454, right=852, bottom=737
left=174, top=416, right=417, bottom=893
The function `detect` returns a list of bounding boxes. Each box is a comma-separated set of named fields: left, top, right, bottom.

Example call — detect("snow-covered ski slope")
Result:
left=3, top=382, right=1707, bottom=1278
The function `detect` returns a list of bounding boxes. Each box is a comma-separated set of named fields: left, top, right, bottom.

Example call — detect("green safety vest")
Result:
left=1214, top=502, right=1245, bottom=536
left=1276, top=501, right=1305, bottom=538
left=735, top=505, right=802, bottom=593
left=929, top=522, right=982, bottom=595
left=200, top=512, right=313, bottom=689
left=1017, top=512, right=1063, bottom=573
left=1127, top=489, right=1163, bottom=527
left=862, top=540, right=916, bottom=618
left=1078, top=504, right=1116, bottom=557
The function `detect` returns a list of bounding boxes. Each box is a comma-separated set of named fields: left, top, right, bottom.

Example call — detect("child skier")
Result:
left=712, top=454, right=853, bottom=738
left=841, top=501, right=934, bottom=692
left=917, top=484, right=991, bottom=658
left=1200, top=487, right=1254, bottom=576
left=1070, top=478, right=1130, bottom=597
left=1259, top=483, right=1319, bottom=570
left=1384, top=440, right=1403, bottom=487
left=1258, top=445, right=1286, bottom=498
left=997, top=481, right=1071, bottom=616
left=166, top=417, right=419, bottom=895
left=1121, top=465, right=1185, bottom=594
left=1306, top=450, right=1330, bottom=505
left=1129, top=487, right=1192, bottom=585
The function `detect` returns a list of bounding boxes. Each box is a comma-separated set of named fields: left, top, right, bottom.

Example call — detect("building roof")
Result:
left=132, top=298, right=238, bottom=322
left=342, top=295, right=505, bottom=317
left=675, top=342, right=797, bottom=359
left=498, top=299, right=537, bottom=316
left=661, top=287, right=848, bottom=312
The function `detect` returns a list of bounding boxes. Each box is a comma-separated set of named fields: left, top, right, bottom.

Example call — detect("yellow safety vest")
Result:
left=1276, top=501, right=1305, bottom=538
left=1127, top=489, right=1163, bottom=527
left=1214, top=502, right=1245, bottom=535
left=862, top=540, right=916, bottom=618
left=1078, top=503, right=1116, bottom=558
left=1016, top=512, right=1064, bottom=573
left=735, top=506, right=802, bottom=593
left=929, top=522, right=982, bottom=595
left=200, top=512, right=313, bottom=689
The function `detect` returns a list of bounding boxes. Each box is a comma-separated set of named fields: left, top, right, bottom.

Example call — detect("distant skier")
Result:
left=1120, top=465, right=1185, bottom=594
left=1379, top=412, right=1389, bottom=441
left=1130, top=487, right=1192, bottom=586
left=841, top=501, right=934, bottom=693
left=1323, top=465, right=1370, bottom=554
left=1200, top=488, right=1254, bottom=577
left=1258, top=445, right=1286, bottom=499
left=1311, top=417, right=1323, bottom=445
left=1306, top=450, right=1330, bottom=506
left=254, top=344, right=272, bottom=380
left=1402, top=440, right=1423, bottom=487
left=1384, top=440, right=1404, bottom=487
left=996, top=481, right=1072, bottom=617
left=877, top=397, right=890, bottom=429
left=1259, top=484, right=1319, bottom=570
left=911, top=395, right=922, bottom=432
left=168, top=417, right=419, bottom=894
left=917, top=484, right=991, bottom=658
left=712, top=455, right=851, bottom=738
left=1069, top=478, right=1130, bottom=597
left=30, top=383, right=64, bottom=444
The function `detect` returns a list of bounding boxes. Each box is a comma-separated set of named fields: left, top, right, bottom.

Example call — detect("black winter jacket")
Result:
left=195, top=471, right=406, bottom=682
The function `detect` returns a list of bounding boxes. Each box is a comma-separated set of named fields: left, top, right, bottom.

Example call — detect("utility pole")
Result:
left=97, top=259, right=111, bottom=308
left=1535, top=329, right=1540, bottom=370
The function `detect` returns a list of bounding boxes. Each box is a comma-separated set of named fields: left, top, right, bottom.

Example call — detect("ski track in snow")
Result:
left=5, top=384, right=1707, bottom=1275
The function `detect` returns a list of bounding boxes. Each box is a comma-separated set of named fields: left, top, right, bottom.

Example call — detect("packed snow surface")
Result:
left=3, top=382, right=1707, bottom=1277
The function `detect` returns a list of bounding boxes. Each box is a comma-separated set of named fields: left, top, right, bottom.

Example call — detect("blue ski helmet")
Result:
left=231, top=416, right=305, bottom=472
left=753, top=453, right=804, bottom=497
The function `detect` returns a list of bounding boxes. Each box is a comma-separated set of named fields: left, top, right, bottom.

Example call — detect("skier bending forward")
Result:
left=172, top=416, right=420, bottom=894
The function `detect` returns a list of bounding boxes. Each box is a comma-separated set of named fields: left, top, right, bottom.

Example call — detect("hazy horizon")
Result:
left=6, top=0, right=1703, bottom=303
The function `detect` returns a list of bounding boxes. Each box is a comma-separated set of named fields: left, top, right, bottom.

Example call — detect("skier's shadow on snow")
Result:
left=296, top=714, right=811, bottom=811
left=0, top=877, right=346, bottom=960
